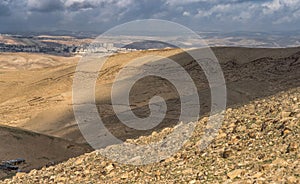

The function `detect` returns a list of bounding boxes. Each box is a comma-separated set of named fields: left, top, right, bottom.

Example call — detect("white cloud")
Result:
left=183, top=11, right=191, bottom=16
left=274, top=8, right=300, bottom=24
left=262, top=0, right=300, bottom=14
left=197, top=4, right=232, bottom=17
left=166, top=0, right=212, bottom=6
left=262, top=0, right=282, bottom=14
left=261, top=0, right=300, bottom=24
left=115, top=0, right=134, bottom=8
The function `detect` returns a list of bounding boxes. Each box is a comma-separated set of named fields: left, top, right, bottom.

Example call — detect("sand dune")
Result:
left=0, top=125, right=91, bottom=179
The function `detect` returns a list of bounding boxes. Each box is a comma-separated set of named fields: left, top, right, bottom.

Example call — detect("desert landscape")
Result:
left=1, top=0, right=300, bottom=183
left=0, top=46, right=299, bottom=183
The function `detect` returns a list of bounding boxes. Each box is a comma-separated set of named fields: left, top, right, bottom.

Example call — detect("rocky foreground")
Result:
left=1, top=87, right=299, bottom=183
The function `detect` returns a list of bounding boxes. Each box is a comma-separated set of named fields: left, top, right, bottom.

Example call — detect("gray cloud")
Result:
left=0, top=0, right=300, bottom=33
left=0, top=1, right=11, bottom=16
left=66, top=1, right=97, bottom=11
left=27, top=0, right=64, bottom=12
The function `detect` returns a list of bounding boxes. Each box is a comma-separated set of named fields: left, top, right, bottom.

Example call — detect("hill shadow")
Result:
left=26, top=47, right=300, bottom=149
left=83, top=47, right=300, bottom=148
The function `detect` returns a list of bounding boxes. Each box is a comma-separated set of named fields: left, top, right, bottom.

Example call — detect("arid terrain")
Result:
left=0, top=47, right=299, bottom=182
left=0, top=35, right=93, bottom=47
left=0, top=125, right=91, bottom=179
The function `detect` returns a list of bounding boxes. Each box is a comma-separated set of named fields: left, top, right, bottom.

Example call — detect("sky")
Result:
left=0, top=0, right=300, bottom=33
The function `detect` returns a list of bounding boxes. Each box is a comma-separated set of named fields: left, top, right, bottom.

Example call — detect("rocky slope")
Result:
left=2, top=87, right=299, bottom=183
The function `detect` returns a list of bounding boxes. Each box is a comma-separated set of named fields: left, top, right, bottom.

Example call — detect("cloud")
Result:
left=63, top=0, right=135, bottom=11
left=27, top=0, right=64, bottom=12
left=187, top=0, right=300, bottom=25
left=66, top=1, right=97, bottom=11
left=0, top=9, right=10, bottom=16
left=262, top=0, right=300, bottom=24
left=0, top=0, right=11, bottom=16
left=183, top=11, right=191, bottom=16
left=165, top=0, right=269, bottom=6
left=274, top=8, right=300, bottom=24
left=166, top=0, right=211, bottom=6
left=262, top=0, right=300, bottom=14
left=1, top=0, right=300, bottom=33
left=197, top=4, right=232, bottom=17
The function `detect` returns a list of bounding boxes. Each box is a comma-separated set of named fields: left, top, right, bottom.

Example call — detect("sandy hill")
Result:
left=0, top=52, right=79, bottom=70
left=2, top=47, right=299, bottom=143
left=2, top=87, right=299, bottom=183
left=0, top=47, right=299, bottom=182
left=0, top=125, right=91, bottom=180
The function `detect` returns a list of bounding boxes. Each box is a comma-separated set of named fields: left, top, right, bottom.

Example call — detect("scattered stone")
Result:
left=227, top=169, right=245, bottom=179
left=253, top=172, right=263, bottom=178
left=120, top=173, right=129, bottom=179
left=271, top=158, right=287, bottom=166
left=182, top=168, right=193, bottom=175
left=287, top=176, right=298, bottom=183
left=189, top=179, right=196, bottom=184
left=281, top=111, right=291, bottom=118
left=15, top=172, right=26, bottom=178
left=282, top=128, right=292, bottom=136
left=2, top=87, right=299, bottom=183
left=286, top=142, right=298, bottom=153
left=221, top=150, right=233, bottom=159
left=105, top=164, right=114, bottom=173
